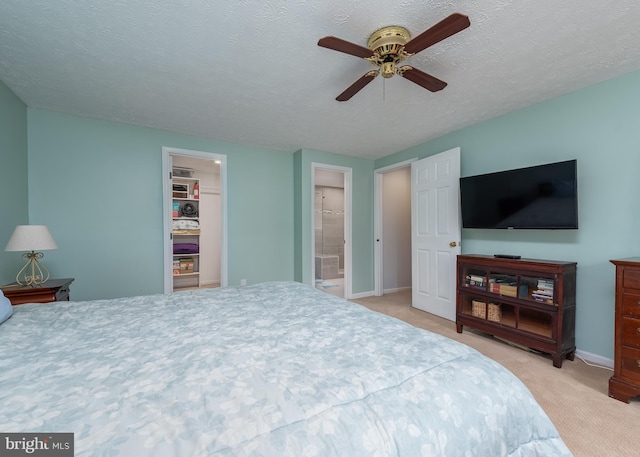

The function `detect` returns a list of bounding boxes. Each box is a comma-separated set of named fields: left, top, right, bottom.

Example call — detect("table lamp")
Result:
left=4, top=225, right=58, bottom=286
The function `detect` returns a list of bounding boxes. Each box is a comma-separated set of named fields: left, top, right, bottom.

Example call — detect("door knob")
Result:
left=450, top=241, right=457, bottom=247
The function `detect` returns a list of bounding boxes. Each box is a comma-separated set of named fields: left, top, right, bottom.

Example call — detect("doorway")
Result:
left=162, top=147, right=227, bottom=293
left=311, top=163, right=352, bottom=298
left=374, top=159, right=415, bottom=297
left=374, top=149, right=461, bottom=321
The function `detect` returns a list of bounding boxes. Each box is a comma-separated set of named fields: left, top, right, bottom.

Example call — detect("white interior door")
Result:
left=411, top=147, right=461, bottom=321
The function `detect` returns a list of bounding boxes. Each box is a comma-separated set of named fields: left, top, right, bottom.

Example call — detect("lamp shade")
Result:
left=5, top=225, right=58, bottom=252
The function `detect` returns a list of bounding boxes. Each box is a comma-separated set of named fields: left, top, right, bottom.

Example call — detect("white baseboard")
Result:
left=349, top=290, right=375, bottom=299
left=575, top=349, right=614, bottom=369
left=383, top=286, right=411, bottom=294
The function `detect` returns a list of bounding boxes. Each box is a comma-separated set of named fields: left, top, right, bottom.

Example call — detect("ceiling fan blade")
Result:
left=336, top=71, right=378, bottom=101
left=399, top=66, right=447, bottom=92
left=318, top=36, right=375, bottom=59
left=403, top=13, right=470, bottom=55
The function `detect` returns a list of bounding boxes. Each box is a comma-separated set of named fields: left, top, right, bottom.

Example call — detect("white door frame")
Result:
left=311, top=162, right=352, bottom=299
left=162, top=146, right=228, bottom=293
left=373, top=158, right=417, bottom=296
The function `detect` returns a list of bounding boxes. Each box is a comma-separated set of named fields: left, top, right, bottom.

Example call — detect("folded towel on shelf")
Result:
left=173, top=243, right=199, bottom=254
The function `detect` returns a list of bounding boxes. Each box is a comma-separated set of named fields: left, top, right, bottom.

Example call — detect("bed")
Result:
left=0, top=281, right=572, bottom=456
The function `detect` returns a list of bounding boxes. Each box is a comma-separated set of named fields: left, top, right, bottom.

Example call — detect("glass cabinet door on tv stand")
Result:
left=456, top=254, right=577, bottom=368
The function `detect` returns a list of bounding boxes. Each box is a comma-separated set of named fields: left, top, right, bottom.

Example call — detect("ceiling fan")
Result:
left=318, top=13, right=470, bottom=101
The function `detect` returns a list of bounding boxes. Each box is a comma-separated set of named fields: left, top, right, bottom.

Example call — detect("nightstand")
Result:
left=1, top=278, right=74, bottom=305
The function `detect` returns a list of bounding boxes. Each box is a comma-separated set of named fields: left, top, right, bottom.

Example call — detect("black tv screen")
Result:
left=460, top=159, right=578, bottom=229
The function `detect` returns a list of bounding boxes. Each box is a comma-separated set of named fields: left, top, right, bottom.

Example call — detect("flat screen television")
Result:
left=460, top=159, right=578, bottom=229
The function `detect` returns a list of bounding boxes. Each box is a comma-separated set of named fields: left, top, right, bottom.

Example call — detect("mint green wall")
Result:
left=0, top=80, right=28, bottom=284
left=293, top=150, right=303, bottom=282
left=376, top=70, right=640, bottom=360
left=12, top=68, right=640, bottom=359
left=293, top=148, right=375, bottom=294
left=27, top=109, right=294, bottom=300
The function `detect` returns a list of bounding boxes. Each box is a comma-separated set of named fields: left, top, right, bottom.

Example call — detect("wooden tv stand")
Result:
left=456, top=255, right=576, bottom=368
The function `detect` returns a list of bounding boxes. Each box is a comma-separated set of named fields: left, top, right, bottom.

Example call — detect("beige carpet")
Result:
left=351, top=291, right=640, bottom=457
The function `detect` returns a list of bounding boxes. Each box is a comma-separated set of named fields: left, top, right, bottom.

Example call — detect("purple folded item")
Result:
left=173, top=243, right=199, bottom=254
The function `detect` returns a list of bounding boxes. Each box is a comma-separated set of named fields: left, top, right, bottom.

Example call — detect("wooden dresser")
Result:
left=609, top=259, right=640, bottom=403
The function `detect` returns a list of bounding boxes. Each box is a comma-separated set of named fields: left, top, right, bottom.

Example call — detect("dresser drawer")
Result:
left=623, top=268, right=640, bottom=290
left=622, top=292, right=640, bottom=317
left=622, top=317, right=640, bottom=347
left=620, top=346, right=640, bottom=383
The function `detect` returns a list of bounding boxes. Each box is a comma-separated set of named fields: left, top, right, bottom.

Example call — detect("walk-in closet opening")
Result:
left=162, top=147, right=227, bottom=293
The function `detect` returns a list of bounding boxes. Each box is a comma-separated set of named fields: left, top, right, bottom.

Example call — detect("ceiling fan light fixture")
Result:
left=367, top=26, right=411, bottom=57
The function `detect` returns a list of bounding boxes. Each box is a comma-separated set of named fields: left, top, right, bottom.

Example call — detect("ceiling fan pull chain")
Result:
left=383, top=77, right=386, bottom=101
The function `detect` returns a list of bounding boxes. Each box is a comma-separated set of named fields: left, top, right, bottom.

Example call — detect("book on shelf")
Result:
left=533, top=288, right=553, bottom=296
left=537, top=279, right=554, bottom=289
left=534, top=279, right=553, bottom=292
left=537, top=288, right=554, bottom=294
left=489, top=283, right=518, bottom=297
left=466, top=274, right=486, bottom=287
left=532, top=293, right=554, bottom=305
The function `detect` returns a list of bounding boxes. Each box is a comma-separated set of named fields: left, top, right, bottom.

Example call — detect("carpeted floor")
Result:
left=351, top=290, right=640, bottom=457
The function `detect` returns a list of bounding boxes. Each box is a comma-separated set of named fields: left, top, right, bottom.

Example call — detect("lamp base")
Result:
left=16, top=251, right=50, bottom=286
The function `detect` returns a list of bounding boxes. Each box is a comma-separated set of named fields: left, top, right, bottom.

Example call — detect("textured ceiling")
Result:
left=1, top=1, right=640, bottom=159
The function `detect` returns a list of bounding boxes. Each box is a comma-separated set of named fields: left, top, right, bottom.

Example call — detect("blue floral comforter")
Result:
left=0, top=281, right=572, bottom=456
